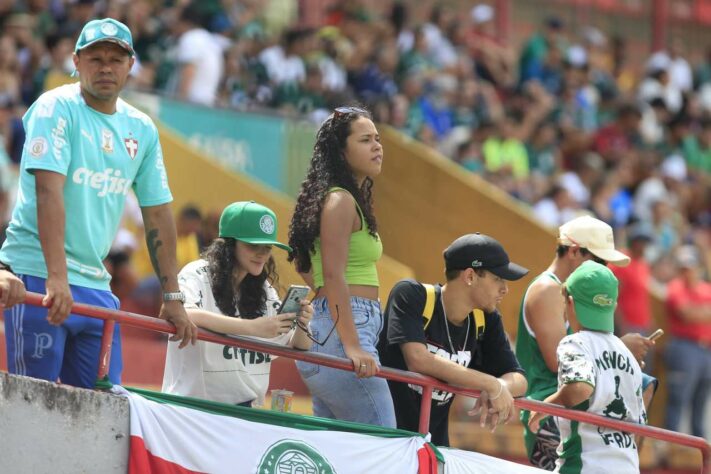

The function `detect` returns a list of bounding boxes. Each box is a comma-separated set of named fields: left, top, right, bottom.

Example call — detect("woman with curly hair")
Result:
left=162, top=201, right=313, bottom=407
left=288, top=106, right=395, bottom=427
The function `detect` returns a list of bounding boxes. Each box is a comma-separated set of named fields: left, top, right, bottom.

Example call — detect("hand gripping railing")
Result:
left=20, top=292, right=711, bottom=473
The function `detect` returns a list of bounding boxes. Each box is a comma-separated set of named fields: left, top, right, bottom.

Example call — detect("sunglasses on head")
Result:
left=333, top=106, right=367, bottom=119
left=294, top=304, right=340, bottom=346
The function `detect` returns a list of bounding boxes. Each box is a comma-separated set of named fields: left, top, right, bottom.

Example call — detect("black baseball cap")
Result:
left=444, top=233, right=529, bottom=281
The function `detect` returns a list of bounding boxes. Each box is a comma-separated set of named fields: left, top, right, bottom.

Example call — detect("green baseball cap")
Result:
left=219, top=201, right=291, bottom=252
left=565, top=260, right=618, bottom=333
left=75, top=18, right=134, bottom=56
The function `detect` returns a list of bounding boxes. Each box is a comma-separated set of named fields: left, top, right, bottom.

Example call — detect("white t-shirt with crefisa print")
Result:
left=162, top=259, right=293, bottom=406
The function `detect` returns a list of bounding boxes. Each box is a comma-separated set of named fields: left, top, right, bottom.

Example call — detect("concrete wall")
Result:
left=0, top=373, right=129, bottom=473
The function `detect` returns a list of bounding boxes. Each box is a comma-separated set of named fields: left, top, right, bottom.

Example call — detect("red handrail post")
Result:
left=495, top=0, right=511, bottom=44
left=652, top=0, right=668, bottom=52
left=96, top=319, right=115, bottom=381
left=418, top=385, right=433, bottom=435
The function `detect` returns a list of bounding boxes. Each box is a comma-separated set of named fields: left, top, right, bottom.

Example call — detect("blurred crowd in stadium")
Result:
left=0, top=0, right=709, bottom=439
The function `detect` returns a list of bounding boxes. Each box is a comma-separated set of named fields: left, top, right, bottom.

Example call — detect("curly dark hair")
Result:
left=202, top=238, right=279, bottom=318
left=288, top=107, right=378, bottom=273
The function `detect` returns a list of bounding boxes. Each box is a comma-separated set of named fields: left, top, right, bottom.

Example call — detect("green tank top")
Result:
left=515, top=270, right=571, bottom=402
left=516, top=270, right=572, bottom=456
left=311, top=187, right=382, bottom=288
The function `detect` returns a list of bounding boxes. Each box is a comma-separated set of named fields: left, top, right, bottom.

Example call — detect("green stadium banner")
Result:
left=284, top=120, right=317, bottom=197
left=122, top=91, right=316, bottom=196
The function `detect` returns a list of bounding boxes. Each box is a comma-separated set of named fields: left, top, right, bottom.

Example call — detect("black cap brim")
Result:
left=488, top=262, right=529, bottom=281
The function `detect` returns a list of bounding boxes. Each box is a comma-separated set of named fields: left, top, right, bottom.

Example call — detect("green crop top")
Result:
left=311, top=187, right=382, bottom=288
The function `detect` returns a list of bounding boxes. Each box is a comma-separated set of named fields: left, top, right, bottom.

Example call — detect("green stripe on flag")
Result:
left=126, top=386, right=444, bottom=462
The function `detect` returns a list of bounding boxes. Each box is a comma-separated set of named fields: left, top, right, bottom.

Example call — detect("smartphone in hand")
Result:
left=647, top=329, right=664, bottom=342
left=278, top=285, right=310, bottom=315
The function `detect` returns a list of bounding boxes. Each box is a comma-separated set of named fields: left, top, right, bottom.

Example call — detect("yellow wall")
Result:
left=158, top=126, right=414, bottom=300
left=376, top=127, right=556, bottom=331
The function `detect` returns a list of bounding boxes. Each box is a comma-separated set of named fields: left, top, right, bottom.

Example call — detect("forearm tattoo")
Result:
left=146, top=228, right=167, bottom=287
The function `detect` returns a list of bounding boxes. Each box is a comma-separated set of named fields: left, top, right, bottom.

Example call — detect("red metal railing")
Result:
left=21, top=291, right=711, bottom=473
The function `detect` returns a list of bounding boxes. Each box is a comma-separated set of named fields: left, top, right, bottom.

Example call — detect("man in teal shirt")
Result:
left=0, top=18, right=196, bottom=388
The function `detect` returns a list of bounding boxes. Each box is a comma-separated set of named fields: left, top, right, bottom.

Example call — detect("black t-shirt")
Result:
left=377, top=279, right=524, bottom=446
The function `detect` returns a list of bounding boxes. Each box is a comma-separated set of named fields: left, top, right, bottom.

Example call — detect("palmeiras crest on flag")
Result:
left=257, top=439, right=336, bottom=474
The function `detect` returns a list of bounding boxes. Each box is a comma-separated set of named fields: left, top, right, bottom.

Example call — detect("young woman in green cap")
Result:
left=162, top=201, right=313, bottom=407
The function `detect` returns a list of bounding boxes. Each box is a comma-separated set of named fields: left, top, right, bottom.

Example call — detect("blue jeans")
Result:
left=296, top=296, right=396, bottom=428
left=664, top=337, right=711, bottom=437
left=4, top=274, right=122, bottom=389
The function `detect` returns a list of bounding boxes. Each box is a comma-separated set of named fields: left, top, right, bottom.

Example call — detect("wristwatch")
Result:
left=163, top=291, right=186, bottom=303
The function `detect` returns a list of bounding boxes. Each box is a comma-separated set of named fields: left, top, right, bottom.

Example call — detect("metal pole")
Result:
left=96, top=320, right=115, bottom=381
left=495, top=0, right=511, bottom=44
left=418, top=385, right=433, bottom=435
left=652, top=0, right=669, bottom=52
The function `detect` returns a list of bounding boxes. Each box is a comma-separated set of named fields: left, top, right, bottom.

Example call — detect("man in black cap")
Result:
left=377, top=233, right=529, bottom=446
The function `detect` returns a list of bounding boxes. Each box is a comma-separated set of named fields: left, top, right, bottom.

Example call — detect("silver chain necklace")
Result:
left=440, top=293, right=470, bottom=355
